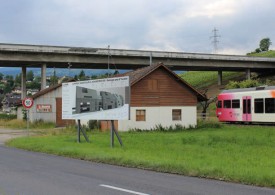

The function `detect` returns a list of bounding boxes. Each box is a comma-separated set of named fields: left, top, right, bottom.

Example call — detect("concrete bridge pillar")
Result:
left=21, top=66, right=26, bottom=99
left=218, top=70, right=222, bottom=85
left=41, top=64, right=47, bottom=90
left=246, top=69, right=251, bottom=80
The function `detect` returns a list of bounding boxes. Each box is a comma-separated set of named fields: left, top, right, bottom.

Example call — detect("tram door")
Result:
left=242, top=96, right=251, bottom=122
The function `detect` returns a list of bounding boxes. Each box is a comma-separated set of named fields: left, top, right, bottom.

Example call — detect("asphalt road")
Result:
left=0, top=145, right=274, bottom=195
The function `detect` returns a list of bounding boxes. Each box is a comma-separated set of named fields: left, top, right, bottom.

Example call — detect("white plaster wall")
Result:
left=28, top=87, right=62, bottom=123
left=118, top=106, right=197, bottom=131
left=17, top=106, right=24, bottom=120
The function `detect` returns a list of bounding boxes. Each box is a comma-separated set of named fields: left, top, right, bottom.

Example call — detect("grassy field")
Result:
left=180, top=71, right=243, bottom=88
left=0, top=119, right=56, bottom=130
left=7, top=124, right=275, bottom=187
left=248, top=50, right=275, bottom=57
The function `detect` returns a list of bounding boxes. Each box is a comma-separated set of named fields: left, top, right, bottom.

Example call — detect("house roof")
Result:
left=31, top=83, right=62, bottom=100
left=115, top=63, right=207, bottom=102
left=17, top=79, right=75, bottom=106
left=18, top=63, right=207, bottom=107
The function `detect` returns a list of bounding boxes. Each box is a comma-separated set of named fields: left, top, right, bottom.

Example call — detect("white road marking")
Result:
left=100, top=184, right=150, bottom=195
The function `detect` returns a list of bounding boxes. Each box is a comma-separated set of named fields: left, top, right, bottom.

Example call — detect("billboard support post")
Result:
left=27, top=110, right=29, bottom=137
left=110, top=120, right=123, bottom=148
left=77, top=119, right=90, bottom=143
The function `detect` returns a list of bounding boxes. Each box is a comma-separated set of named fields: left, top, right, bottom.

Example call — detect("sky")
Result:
left=0, top=0, right=274, bottom=55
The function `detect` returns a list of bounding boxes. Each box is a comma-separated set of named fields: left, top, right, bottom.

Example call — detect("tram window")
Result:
left=232, top=99, right=240, bottom=108
left=217, top=101, right=222, bottom=108
left=254, top=98, right=264, bottom=113
left=224, top=100, right=231, bottom=108
left=265, top=98, right=275, bottom=113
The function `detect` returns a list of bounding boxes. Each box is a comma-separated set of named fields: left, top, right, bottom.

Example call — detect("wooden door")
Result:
left=56, top=98, right=75, bottom=127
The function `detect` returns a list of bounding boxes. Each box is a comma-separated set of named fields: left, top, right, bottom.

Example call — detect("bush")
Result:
left=225, top=79, right=262, bottom=89
left=31, top=119, right=55, bottom=129
left=197, top=119, right=222, bottom=129
left=0, top=113, right=17, bottom=120
left=129, top=124, right=196, bottom=132
left=226, top=81, right=240, bottom=89
left=87, top=120, right=100, bottom=130
left=239, top=79, right=261, bottom=88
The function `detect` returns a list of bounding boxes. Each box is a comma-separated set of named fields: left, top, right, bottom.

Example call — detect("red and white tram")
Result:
left=216, top=86, right=275, bottom=123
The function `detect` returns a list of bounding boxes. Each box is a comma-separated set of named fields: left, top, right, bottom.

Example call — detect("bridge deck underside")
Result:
left=0, top=49, right=275, bottom=71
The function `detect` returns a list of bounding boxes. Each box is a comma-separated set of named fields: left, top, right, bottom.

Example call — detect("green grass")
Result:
left=180, top=71, right=243, bottom=88
left=7, top=125, right=275, bottom=187
left=0, top=119, right=56, bottom=130
left=0, top=113, right=17, bottom=120
left=248, top=50, right=275, bottom=57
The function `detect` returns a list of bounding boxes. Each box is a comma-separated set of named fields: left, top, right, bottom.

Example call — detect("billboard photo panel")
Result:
left=62, top=76, right=130, bottom=120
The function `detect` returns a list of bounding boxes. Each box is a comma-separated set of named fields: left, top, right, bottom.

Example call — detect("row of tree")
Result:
left=0, top=69, right=120, bottom=94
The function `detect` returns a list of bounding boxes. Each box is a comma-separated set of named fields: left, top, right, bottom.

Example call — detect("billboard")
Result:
left=62, top=76, right=130, bottom=120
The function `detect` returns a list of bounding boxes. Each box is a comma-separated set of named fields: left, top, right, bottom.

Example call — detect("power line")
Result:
left=210, top=27, right=221, bottom=54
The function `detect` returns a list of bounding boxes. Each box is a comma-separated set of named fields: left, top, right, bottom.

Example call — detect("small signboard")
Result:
left=22, top=98, right=34, bottom=109
left=36, top=104, right=52, bottom=113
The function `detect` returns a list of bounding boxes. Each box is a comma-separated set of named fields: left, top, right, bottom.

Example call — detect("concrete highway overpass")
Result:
left=1, top=43, right=275, bottom=98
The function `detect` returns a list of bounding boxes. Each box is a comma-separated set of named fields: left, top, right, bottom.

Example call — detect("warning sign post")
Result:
left=22, top=98, right=34, bottom=136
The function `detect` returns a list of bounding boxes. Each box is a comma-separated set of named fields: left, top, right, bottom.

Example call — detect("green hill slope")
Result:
left=181, top=50, right=275, bottom=89
left=179, top=71, right=243, bottom=89
left=247, top=50, right=275, bottom=57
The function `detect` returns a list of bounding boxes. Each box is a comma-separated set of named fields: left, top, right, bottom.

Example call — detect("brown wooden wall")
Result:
left=100, top=120, right=118, bottom=131
left=131, top=67, right=197, bottom=107
left=56, top=98, right=75, bottom=127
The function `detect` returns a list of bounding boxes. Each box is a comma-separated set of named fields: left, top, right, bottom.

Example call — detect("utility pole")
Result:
left=107, top=45, right=110, bottom=77
left=210, top=27, right=221, bottom=54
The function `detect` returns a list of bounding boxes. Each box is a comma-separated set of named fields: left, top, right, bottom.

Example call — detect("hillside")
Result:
left=180, top=51, right=275, bottom=117
left=179, top=71, right=248, bottom=99
left=247, top=50, right=275, bottom=57
left=181, top=50, right=275, bottom=95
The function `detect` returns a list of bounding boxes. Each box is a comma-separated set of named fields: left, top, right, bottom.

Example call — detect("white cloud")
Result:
left=0, top=0, right=274, bottom=55
left=185, top=0, right=238, bottom=18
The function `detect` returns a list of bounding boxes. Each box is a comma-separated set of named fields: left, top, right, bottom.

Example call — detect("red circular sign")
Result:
left=22, top=98, right=34, bottom=109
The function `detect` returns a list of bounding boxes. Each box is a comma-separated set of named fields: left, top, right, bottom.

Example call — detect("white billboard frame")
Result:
left=62, top=76, right=130, bottom=120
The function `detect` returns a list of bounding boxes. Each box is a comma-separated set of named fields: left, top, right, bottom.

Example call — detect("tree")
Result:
left=199, top=89, right=216, bottom=120
left=3, top=75, right=14, bottom=92
left=49, top=69, right=58, bottom=86
left=254, top=48, right=261, bottom=53
left=113, top=70, right=120, bottom=75
left=34, top=76, right=41, bottom=83
left=27, top=70, right=34, bottom=81
left=78, top=70, right=86, bottom=81
left=5, top=75, right=13, bottom=81
left=259, top=38, right=272, bottom=52
left=0, top=73, right=3, bottom=80
left=14, top=73, right=21, bottom=86
left=27, top=80, right=40, bottom=89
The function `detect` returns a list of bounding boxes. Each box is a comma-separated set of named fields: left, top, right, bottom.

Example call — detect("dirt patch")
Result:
left=0, top=129, right=29, bottom=145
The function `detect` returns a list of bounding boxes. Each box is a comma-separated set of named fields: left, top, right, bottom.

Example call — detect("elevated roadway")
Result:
left=1, top=43, right=275, bottom=98
left=1, top=43, right=275, bottom=71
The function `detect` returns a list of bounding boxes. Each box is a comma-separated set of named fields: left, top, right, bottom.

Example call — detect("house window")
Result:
left=172, top=109, right=181, bottom=121
left=148, top=79, right=158, bottom=92
left=136, top=110, right=146, bottom=121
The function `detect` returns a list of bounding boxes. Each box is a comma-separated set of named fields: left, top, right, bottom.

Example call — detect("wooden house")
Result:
left=101, top=63, right=206, bottom=131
